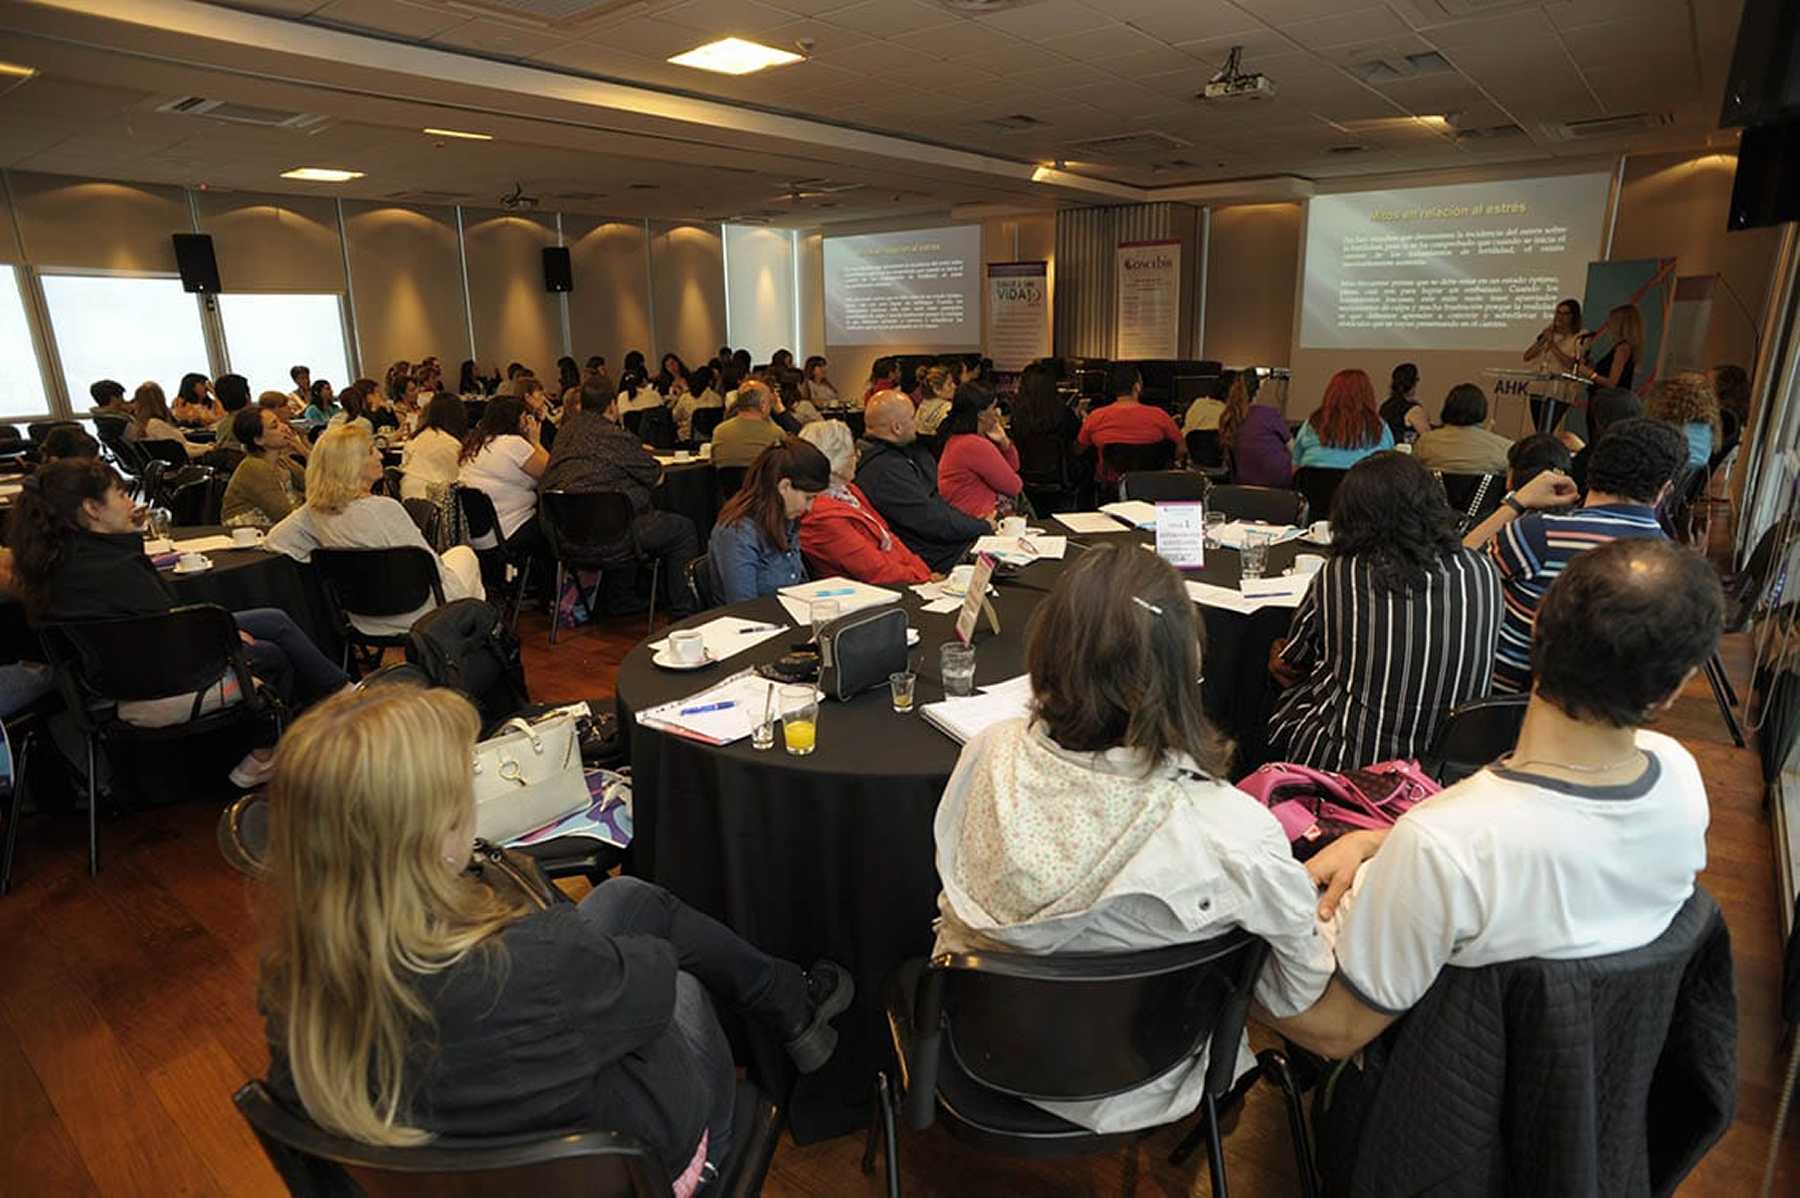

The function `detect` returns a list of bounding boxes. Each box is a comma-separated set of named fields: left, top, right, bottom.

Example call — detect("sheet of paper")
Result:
left=1212, top=521, right=1302, bottom=550
left=776, top=577, right=902, bottom=627
left=1154, top=501, right=1206, bottom=568
left=1053, top=511, right=1127, bottom=534
left=654, top=454, right=702, bottom=466
left=650, top=615, right=789, bottom=663
left=1239, top=573, right=1312, bottom=606
left=979, top=674, right=1034, bottom=701
left=1099, top=500, right=1160, bottom=529
left=920, top=597, right=963, bottom=614
left=971, top=534, right=1067, bottom=564
left=171, top=534, right=242, bottom=554
left=635, top=670, right=780, bottom=745
left=1185, top=580, right=1268, bottom=614
left=920, top=683, right=1033, bottom=744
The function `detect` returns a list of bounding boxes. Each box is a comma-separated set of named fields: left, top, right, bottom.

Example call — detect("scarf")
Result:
left=825, top=483, right=892, bottom=550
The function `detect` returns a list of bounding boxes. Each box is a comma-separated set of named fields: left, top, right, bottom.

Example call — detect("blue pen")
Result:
left=679, top=700, right=736, bottom=716
left=809, top=587, right=855, bottom=598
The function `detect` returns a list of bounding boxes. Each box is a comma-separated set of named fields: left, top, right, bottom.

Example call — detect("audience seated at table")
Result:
left=387, top=366, right=424, bottom=435
left=542, top=382, right=698, bottom=618
left=89, top=378, right=129, bottom=420
left=1218, top=371, right=1292, bottom=489
left=1465, top=418, right=1684, bottom=694
left=1505, top=432, right=1572, bottom=492
left=1181, top=381, right=1224, bottom=434
left=855, top=390, right=991, bottom=574
left=671, top=364, right=722, bottom=441
left=1292, top=369, right=1395, bottom=470
left=708, top=439, right=830, bottom=603
left=653, top=352, right=689, bottom=397
left=1410, top=383, right=1513, bottom=476
left=172, top=372, right=221, bottom=427
left=1566, top=386, right=1642, bottom=493
left=1010, top=360, right=1082, bottom=446
left=8, top=457, right=348, bottom=783
left=39, top=425, right=98, bottom=464
left=1646, top=371, right=1720, bottom=472
left=267, top=425, right=483, bottom=632
left=933, top=542, right=1332, bottom=1133
left=222, top=408, right=307, bottom=528
left=936, top=384, right=1023, bottom=521
left=710, top=380, right=788, bottom=470
left=258, top=685, right=851, bottom=1196
left=802, top=356, right=843, bottom=409
left=914, top=366, right=955, bottom=437
left=127, top=381, right=208, bottom=458
left=211, top=374, right=251, bottom=447
left=459, top=395, right=549, bottom=560
left=1268, top=540, right=1721, bottom=1086
left=1076, top=363, right=1184, bottom=479
left=287, top=365, right=311, bottom=414
left=862, top=357, right=901, bottom=407
left=796, top=420, right=931, bottom=587
left=327, top=383, right=376, bottom=436
left=616, top=363, right=665, bottom=418
left=302, top=379, right=339, bottom=427
left=399, top=393, right=467, bottom=503
left=1379, top=362, right=1429, bottom=446
left=1267, top=452, right=1502, bottom=771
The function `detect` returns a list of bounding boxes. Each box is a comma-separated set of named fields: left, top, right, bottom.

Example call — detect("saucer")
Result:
left=652, top=647, right=715, bottom=671
left=172, top=558, right=213, bottom=574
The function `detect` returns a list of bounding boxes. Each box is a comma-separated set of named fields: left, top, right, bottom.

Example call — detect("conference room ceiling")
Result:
left=0, top=0, right=1748, bottom=223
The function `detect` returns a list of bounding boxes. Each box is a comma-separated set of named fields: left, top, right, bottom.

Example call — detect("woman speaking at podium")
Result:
left=1522, top=298, right=1587, bottom=432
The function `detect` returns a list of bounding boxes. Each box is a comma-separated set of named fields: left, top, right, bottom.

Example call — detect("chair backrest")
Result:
left=28, top=420, right=78, bottom=445
left=357, top=661, right=435, bottom=690
left=621, top=408, right=646, bottom=437
left=683, top=554, right=719, bottom=612
left=217, top=793, right=269, bottom=879
left=1292, top=466, right=1347, bottom=524
left=714, top=466, right=749, bottom=502
left=1119, top=470, right=1210, bottom=505
left=690, top=406, right=725, bottom=442
left=313, top=547, right=447, bottom=626
left=141, top=438, right=192, bottom=468
left=401, top=497, right=441, bottom=546
left=1207, top=484, right=1307, bottom=526
left=540, top=490, right=635, bottom=564
left=405, top=598, right=531, bottom=725
left=1013, top=430, right=1072, bottom=487
left=1436, top=472, right=1503, bottom=532
left=42, top=605, right=250, bottom=706
left=1420, top=692, right=1529, bottom=785
left=636, top=407, right=676, bottom=451
left=904, top=933, right=1268, bottom=1128
left=458, top=485, right=502, bottom=543
left=232, top=1081, right=670, bottom=1198
left=1100, top=440, right=1176, bottom=478
left=380, top=465, right=405, bottom=499
left=1185, top=428, right=1224, bottom=468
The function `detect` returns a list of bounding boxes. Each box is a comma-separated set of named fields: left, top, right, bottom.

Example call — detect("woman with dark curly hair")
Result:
left=1267, top=451, right=1502, bottom=770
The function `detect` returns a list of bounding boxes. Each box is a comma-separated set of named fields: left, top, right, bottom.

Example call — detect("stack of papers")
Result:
left=1100, top=500, right=1160, bottom=529
left=1052, top=511, right=1127, bottom=534
left=170, top=534, right=243, bottom=554
left=776, top=577, right=902, bottom=626
left=635, top=670, right=780, bottom=746
left=920, top=674, right=1033, bottom=744
left=1184, top=574, right=1313, bottom=614
left=971, top=534, right=1067, bottom=566
left=649, top=615, right=788, bottom=663
left=1212, top=521, right=1302, bottom=550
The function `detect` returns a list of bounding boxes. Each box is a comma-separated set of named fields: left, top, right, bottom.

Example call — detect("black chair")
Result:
left=41, top=605, right=281, bottom=876
left=379, top=465, right=405, bottom=499
left=1186, top=428, right=1225, bottom=470
left=866, top=935, right=1315, bottom=1198
left=1435, top=472, right=1503, bottom=534
left=539, top=490, right=659, bottom=643
left=690, top=406, right=726, bottom=442
left=0, top=702, right=49, bottom=896
left=357, top=661, right=435, bottom=690
left=311, top=547, right=448, bottom=677
left=1099, top=442, right=1176, bottom=502
left=1292, top=467, right=1347, bottom=524
left=1207, top=485, right=1307, bottom=526
left=621, top=408, right=646, bottom=438
left=1419, top=693, right=1529, bottom=786
left=234, top=1077, right=784, bottom=1198
left=683, top=554, right=719, bottom=613
left=637, top=408, right=677, bottom=451
left=140, top=437, right=193, bottom=467
left=401, top=497, right=441, bottom=547
left=1015, top=430, right=1079, bottom=515
left=459, top=486, right=534, bottom=634
left=1119, top=470, right=1210, bottom=504
left=27, top=420, right=78, bottom=446
left=714, top=466, right=749, bottom=504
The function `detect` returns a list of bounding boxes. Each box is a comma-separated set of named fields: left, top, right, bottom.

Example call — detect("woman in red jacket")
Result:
left=936, top=384, right=1023, bottom=521
left=796, top=420, right=933, bottom=585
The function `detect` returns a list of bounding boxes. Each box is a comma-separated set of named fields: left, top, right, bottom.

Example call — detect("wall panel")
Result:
left=341, top=199, right=468, bottom=380
left=9, top=171, right=189, bottom=272
left=565, top=216, right=651, bottom=370
left=193, top=190, right=345, bottom=293
left=1203, top=202, right=1301, bottom=369
left=462, top=208, right=564, bottom=379
left=650, top=220, right=726, bottom=368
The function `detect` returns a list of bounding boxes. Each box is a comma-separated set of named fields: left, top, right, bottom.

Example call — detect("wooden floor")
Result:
left=2, top=611, right=1795, bottom=1196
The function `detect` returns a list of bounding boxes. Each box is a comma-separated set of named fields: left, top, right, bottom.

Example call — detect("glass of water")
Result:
left=889, top=670, right=917, bottom=713
left=146, top=506, right=173, bottom=542
left=1203, top=510, right=1227, bottom=549
left=940, top=642, right=976, bottom=697
left=810, top=598, right=841, bottom=642
left=1241, top=529, right=1272, bottom=580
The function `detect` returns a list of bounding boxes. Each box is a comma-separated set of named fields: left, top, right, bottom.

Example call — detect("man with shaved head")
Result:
left=853, top=389, right=990, bottom=573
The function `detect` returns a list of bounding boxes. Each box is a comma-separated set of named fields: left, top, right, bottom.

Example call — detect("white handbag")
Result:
left=471, top=713, right=590, bottom=844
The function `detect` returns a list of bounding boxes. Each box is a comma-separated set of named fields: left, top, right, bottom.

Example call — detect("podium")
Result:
left=1482, top=367, right=1588, bottom=437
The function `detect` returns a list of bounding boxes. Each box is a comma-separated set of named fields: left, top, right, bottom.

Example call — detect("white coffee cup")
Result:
left=1308, top=520, right=1331, bottom=542
left=230, top=527, right=260, bottom=547
left=674, top=449, right=692, bottom=462
left=998, top=516, right=1027, bottom=537
left=669, top=628, right=706, bottom=664
left=177, top=552, right=207, bottom=571
left=699, top=442, right=713, bottom=458
left=944, top=563, right=976, bottom=595
left=1293, top=553, right=1326, bottom=575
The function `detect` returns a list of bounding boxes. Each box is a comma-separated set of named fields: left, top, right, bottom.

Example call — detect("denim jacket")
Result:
left=708, top=517, right=807, bottom=603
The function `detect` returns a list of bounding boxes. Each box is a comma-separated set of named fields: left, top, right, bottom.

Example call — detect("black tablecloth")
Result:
left=653, top=460, right=720, bottom=546
left=162, top=527, right=341, bottom=661
left=613, top=527, right=1304, bottom=1141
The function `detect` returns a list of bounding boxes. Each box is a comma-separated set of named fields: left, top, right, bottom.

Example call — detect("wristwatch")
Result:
left=1502, top=492, right=1527, bottom=516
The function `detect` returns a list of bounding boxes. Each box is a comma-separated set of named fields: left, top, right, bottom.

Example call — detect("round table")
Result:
left=613, top=527, right=1303, bottom=1141
left=161, top=527, right=341, bottom=660
left=654, top=460, right=720, bottom=546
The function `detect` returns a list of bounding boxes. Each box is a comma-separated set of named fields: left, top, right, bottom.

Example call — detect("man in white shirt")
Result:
left=1266, top=538, right=1724, bottom=1059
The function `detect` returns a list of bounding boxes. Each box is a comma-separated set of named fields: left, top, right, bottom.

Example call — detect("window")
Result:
left=218, top=293, right=352, bottom=400
left=0, top=267, right=48, bottom=418
left=40, top=274, right=211, bottom=410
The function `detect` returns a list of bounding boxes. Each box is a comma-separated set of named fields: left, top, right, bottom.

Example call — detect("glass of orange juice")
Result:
left=780, top=684, right=819, bottom=756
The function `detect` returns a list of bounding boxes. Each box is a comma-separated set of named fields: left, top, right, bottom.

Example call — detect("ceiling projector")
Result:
left=1200, top=46, right=1277, bottom=102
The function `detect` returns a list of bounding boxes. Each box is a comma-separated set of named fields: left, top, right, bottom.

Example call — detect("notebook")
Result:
left=1051, top=511, right=1126, bottom=534
left=1099, top=500, right=1160, bottom=529
left=920, top=674, right=1033, bottom=744
left=775, top=578, right=902, bottom=627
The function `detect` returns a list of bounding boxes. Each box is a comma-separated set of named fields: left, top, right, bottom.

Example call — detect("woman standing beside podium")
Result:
left=1522, top=297, right=1587, bottom=432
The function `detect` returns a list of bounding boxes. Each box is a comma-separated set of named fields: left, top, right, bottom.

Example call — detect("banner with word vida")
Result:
left=1116, top=240, right=1181, bottom=359
left=986, top=261, right=1050, bottom=372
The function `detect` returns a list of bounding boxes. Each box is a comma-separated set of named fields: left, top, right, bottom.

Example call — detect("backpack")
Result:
left=1236, top=760, right=1440, bottom=861
left=404, top=598, right=530, bottom=729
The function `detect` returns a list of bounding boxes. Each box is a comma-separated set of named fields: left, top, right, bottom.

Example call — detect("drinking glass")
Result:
left=810, top=598, right=841, bottom=641
left=1241, top=529, right=1272, bottom=580
left=780, top=684, right=819, bottom=756
left=1203, top=510, right=1227, bottom=549
left=940, top=642, right=977, bottom=697
left=146, top=506, right=173, bottom=542
left=889, top=670, right=917, bottom=713
left=750, top=717, right=776, bottom=751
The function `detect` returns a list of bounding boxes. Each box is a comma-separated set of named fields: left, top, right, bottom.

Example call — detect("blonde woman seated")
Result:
left=797, top=420, right=932, bottom=586
left=914, top=365, right=955, bottom=437
left=259, top=686, right=851, bottom=1193
left=266, top=424, right=483, bottom=635
left=933, top=543, right=1332, bottom=1134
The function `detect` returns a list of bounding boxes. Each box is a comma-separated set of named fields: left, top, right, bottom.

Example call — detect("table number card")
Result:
left=1154, top=501, right=1206, bottom=568
left=954, top=553, right=1000, bottom=645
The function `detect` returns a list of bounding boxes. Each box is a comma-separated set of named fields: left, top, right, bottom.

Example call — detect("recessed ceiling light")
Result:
left=424, top=127, right=493, bottom=141
left=0, top=62, right=35, bottom=79
left=280, top=167, right=365, bottom=182
left=668, top=37, right=803, bottom=75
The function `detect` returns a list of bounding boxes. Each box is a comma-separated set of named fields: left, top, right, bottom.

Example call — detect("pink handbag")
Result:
left=1236, top=760, right=1440, bottom=860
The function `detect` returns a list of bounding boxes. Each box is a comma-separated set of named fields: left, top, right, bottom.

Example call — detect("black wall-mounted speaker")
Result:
left=543, top=246, right=573, bottom=293
left=172, top=233, right=221, bottom=293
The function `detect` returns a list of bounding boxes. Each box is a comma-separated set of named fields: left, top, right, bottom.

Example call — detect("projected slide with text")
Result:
left=824, top=224, right=982, bottom=346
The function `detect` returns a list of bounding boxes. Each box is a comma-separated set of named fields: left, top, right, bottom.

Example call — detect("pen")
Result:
left=736, top=624, right=778, bottom=633
left=679, top=700, right=736, bottom=716
left=809, top=587, right=854, bottom=597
